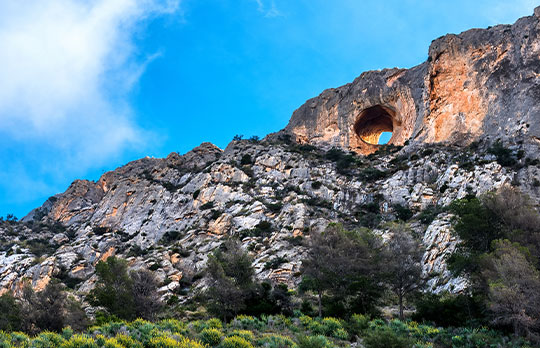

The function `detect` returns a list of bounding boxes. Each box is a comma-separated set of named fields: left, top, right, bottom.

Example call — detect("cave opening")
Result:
left=354, top=105, right=396, bottom=145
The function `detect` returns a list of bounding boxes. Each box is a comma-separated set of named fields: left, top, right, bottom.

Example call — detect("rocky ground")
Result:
left=2, top=136, right=539, bottom=305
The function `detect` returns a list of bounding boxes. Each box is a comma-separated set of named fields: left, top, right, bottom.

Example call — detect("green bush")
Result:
left=488, top=141, right=516, bottom=167
left=240, top=155, right=253, bottom=166
left=199, top=328, right=222, bottom=346
left=230, top=316, right=265, bottom=331
left=296, top=335, right=333, bottom=348
left=226, top=330, right=254, bottom=343
left=206, top=318, right=223, bottom=330
left=31, top=332, right=66, bottom=348
left=113, top=334, right=143, bottom=348
left=200, top=202, right=214, bottom=210
left=348, top=314, right=369, bottom=336
left=393, top=204, right=413, bottom=221
left=219, top=336, right=253, bottom=348
left=257, top=334, right=297, bottom=348
left=363, top=327, right=412, bottom=348
left=156, top=319, right=187, bottom=334
left=321, top=317, right=343, bottom=336
left=61, top=334, right=99, bottom=348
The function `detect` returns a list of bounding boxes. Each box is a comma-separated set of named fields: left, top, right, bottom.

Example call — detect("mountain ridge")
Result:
left=2, top=7, right=540, bottom=307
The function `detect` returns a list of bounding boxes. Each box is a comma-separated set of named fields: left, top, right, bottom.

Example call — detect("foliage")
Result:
left=488, top=141, right=516, bottom=167
left=363, top=326, right=412, bottom=348
left=412, top=293, right=487, bottom=328
left=19, top=281, right=88, bottom=334
left=0, top=315, right=531, bottom=348
left=240, top=155, right=253, bottom=166
left=88, top=257, right=161, bottom=321
left=0, top=292, right=21, bottom=332
left=295, top=335, right=332, bottom=348
left=393, top=204, right=413, bottom=221
left=204, top=241, right=256, bottom=321
left=482, top=240, right=540, bottom=337
left=383, top=224, right=424, bottom=320
left=220, top=335, right=253, bottom=348
left=300, top=224, right=384, bottom=317
left=199, top=328, right=222, bottom=346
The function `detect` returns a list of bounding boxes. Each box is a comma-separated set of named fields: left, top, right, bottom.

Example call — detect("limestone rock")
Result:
left=282, top=10, right=540, bottom=154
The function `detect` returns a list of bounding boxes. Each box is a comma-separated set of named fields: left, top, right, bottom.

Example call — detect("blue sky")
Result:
left=0, top=0, right=537, bottom=218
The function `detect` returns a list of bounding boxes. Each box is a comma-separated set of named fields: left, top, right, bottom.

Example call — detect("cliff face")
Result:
left=284, top=8, right=540, bottom=154
left=2, top=8, right=540, bottom=303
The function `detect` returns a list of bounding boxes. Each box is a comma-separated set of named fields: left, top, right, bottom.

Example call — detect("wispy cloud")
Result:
left=254, top=0, right=283, bottom=18
left=0, top=0, right=180, bottom=167
left=0, top=0, right=180, bottom=215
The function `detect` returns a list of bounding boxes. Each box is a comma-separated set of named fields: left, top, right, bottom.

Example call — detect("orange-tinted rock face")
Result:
left=283, top=8, right=540, bottom=154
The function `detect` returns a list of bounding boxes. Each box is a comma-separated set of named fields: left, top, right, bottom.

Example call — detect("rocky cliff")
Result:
left=283, top=7, right=540, bottom=154
left=1, top=8, right=540, bottom=304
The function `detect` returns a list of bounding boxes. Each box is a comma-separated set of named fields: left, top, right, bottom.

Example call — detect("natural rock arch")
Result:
left=354, top=105, right=396, bottom=145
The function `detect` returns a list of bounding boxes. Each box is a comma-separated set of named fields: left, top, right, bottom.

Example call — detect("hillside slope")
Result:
left=2, top=8, right=540, bottom=305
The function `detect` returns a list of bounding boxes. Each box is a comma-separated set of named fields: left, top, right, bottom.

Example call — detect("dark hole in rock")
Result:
left=354, top=105, right=395, bottom=145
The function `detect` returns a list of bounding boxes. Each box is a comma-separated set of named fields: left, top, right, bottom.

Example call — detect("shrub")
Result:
left=231, top=316, right=265, bottom=331
left=157, top=319, right=186, bottom=334
left=296, top=335, right=333, bottom=348
left=264, top=256, right=288, bottom=270
left=206, top=318, right=223, bottom=330
left=227, top=330, right=254, bottom=343
left=113, top=334, right=143, bottom=348
left=488, top=141, right=516, bottom=167
left=348, top=314, right=369, bottom=336
left=200, top=202, right=214, bottom=210
left=321, top=317, right=343, bottom=336
left=393, top=204, right=413, bottom=221
left=240, top=155, right=253, bottom=166
left=412, top=293, right=486, bottom=328
left=100, top=337, right=123, bottom=348
left=264, top=202, right=283, bottom=214
left=332, top=328, right=348, bottom=340
left=363, top=327, right=412, bottom=348
left=0, top=292, right=21, bottom=331
left=200, top=328, right=222, bottom=346
left=311, top=181, right=322, bottom=190
left=31, top=332, right=66, bottom=348
left=62, top=334, right=99, bottom=348
left=257, top=334, right=297, bottom=348
left=220, top=336, right=253, bottom=348
left=359, top=167, right=386, bottom=182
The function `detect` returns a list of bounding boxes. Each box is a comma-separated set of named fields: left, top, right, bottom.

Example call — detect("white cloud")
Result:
left=0, top=0, right=180, bottom=168
left=254, top=0, right=283, bottom=18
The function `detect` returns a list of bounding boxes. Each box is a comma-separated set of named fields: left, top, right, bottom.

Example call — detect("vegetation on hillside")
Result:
left=0, top=315, right=532, bottom=348
left=1, top=185, right=540, bottom=346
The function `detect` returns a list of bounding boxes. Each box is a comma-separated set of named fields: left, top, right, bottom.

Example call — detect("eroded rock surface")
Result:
left=2, top=9, right=540, bottom=304
left=283, top=8, right=540, bottom=154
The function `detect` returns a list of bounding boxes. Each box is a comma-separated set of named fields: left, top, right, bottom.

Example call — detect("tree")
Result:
left=384, top=223, right=424, bottom=320
left=131, top=269, right=162, bottom=320
left=20, top=280, right=88, bottom=334
left=0, top=292, right=22, bottom=331
left=89, top=257, right=135, bottom=320
left=483, top=186, right=540, bottom=261
left=300, top=223, right=383, bottom=317
left=482, top=240, right=540, bottom=338
left=205, top=240, right=256, bottom=321
left=89, top=257, right=162, bottom=321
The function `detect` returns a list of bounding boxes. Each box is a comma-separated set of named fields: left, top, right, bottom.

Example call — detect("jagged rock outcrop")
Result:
left=2, top=8, right=540, bottom=306
left=283, top=7, right=540, bottom=154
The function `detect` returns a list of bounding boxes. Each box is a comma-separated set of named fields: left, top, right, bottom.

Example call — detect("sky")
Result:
left=0, top=0, right=537, bottom=218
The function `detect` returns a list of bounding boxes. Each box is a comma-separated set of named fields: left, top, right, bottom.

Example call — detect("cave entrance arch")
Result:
left=354, top=105, right=396, bottom=145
